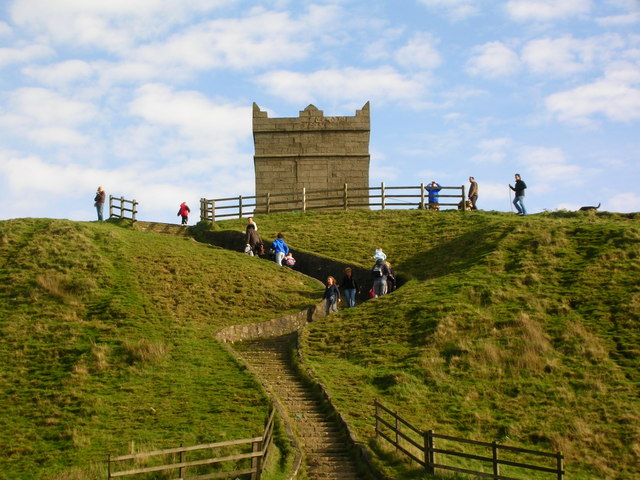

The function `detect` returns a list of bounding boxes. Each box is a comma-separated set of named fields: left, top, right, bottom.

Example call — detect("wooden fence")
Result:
left=109, top=195, right=138, bottom=222
left=200, top=182, right=466, bottom=222
left=374, top=400, right=564, bottom=480
left=107, top=409, right=274, bottom=480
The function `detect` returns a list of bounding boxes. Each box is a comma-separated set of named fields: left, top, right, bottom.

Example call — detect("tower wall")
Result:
left=252, top=102, right=370, bottom=211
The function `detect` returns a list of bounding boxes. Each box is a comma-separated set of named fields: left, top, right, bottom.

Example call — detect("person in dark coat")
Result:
left=341, top=267, right=359, bottom=308
left=371, top=258, right=390, bottom=298
left=509, top=173, right=527, bottom=216
left=244, top=223, right=263, bottom=256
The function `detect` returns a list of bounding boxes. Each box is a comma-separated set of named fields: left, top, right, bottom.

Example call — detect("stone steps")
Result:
left=235, top=335, right=366, bottom=480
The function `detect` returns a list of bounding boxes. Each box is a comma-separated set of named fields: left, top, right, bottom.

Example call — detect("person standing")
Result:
left=323, top=276, right=340, bottom=315
left=509, top=173, right=527, bottom=216
left=247, top=217, right=257, bottom=231
left=371, top=258, right=390, bottom=298
left=94, top=186, right=106, bottom=221
left=244, top=223, right=263, bottom=256
left=272, top=232, right=289, bottom=266
left=177, top=202, right=190, bottom=225
left=427, top=181, right=441, bottom=210
left=468, top=177, right=478, bottom=210
left=341, top=267, right=359, bottom=308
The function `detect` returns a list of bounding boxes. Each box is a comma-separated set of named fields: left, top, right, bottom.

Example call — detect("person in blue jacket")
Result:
left=272, top=232, right=289, bottom=266
left=427, top=181, right=441, bottom=210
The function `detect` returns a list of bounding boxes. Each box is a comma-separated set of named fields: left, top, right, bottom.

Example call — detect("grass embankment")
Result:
left=0, top=218, right=322, bottom=480
left=219, top=210, right=640, bottom=480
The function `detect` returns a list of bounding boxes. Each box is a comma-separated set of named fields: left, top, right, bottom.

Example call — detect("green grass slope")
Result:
left=0, top=218, right=322, bottom=480
left=218, top=210, right=640, bottom=480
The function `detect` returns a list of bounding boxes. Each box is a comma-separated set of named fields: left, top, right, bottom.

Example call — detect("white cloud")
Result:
left=256, top=67, right=427, bottom=106
left=470, top=138, right=512, bottom=164
left=22, top=60, right=95, bottom=87
left=519, top=146, right=582, bottom=181
left=0, top=87, right=97, bottom=146
left=416, top=0, right=481, bottom=20
left=128, top=84, right=251, bottom=157
left=545, top=62, right=640, bottom=123
left=597, top=12, right=640, bottom=27
left=9, top=0, right=229, bottom=53
left=0, top=21, right=12, bottom=36
left=0, top=44, right=53, bottom=68
left=521, top=35, right=626, bottom=77
left=466, top=42, right=521, bottom=78
left=395, top=33, right=442, bottom=71
left=608, top=192, right=640, bottom=212
left=505, top=0, right=592, bottom=22
left=130, top=10, right=313, bottom=73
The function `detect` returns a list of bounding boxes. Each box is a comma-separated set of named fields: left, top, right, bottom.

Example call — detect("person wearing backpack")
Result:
left=371, top=258, right=390, bottom=298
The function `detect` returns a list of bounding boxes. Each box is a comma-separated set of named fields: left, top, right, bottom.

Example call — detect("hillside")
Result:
left=0, top=218, right=322, bottom=479
left=2, top=211, right=639, bottom=480
left=217, top=210, right=640, bottom=479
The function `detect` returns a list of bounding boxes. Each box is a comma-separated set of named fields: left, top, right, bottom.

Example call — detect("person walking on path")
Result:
left=371, top=258, right=390, bottom=298
left=244, top=223, right=263, bottom=256
left=177, top=202, right=190, bottom=225
left=323, top=276, right=341, bottom=315
left=341, top=267, right=359, bottom=308
left=272, top=232, right=290, bottom=266
left=94, top=186, right=106, bottom=221
left=427, top=181, right=442, bottom=210
left=509, top=173, right=528, bottom=216
left=468, top=177, right=478, bottom=210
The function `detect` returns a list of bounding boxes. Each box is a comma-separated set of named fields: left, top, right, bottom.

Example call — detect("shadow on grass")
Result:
left=398, top=226, right=510, bottom=281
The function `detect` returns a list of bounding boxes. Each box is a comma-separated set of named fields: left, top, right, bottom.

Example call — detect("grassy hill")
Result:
left=2, top=210, right=639, bottom=480
left=217, top=209, right=640, bottom=479
left=0, top=218, right=322, bottom=479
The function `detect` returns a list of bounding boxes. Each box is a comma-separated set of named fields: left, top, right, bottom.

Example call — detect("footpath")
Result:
left=133, top=221, right=378, bottom=480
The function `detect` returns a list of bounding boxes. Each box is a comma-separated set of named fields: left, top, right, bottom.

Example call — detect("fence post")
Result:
left=211, top=200, right=215, bottom=222
left=381, top=182, right=386, bottom=210
left=374, top=400, right=380, bottom=436
left=302, top=187, right=307, bottom=212
left=107, top=454, right=111, bottom=480
left=343, top=183, right=348, bottom=210
left=238, top=195, right=243, bottom=219
left=492, top=441, right=499, bottom=478
left=119, top=197, right=124, bottom=219
left=395, top=410, right=399, bottom=455
left=132, top=200, right=137, bottom=222
left=461, top=185, right=466, bottom=213
left=420, top=183, right=425, bottom=209
left=266, top=193, right=271, bottom=214
left=251, top=438, right=263, bottom=480
left=200, top=198, right=205, bottom=221
left=423, top=430, right=435, bottom=474
left=109, top=195, right=114, bottom=219
left=557, top=452, right=564, bottom=480
left=179, top=444, right=185, bottom=479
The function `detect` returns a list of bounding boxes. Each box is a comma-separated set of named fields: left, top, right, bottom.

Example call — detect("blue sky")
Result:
left=1, top=0, right=639, bottom=224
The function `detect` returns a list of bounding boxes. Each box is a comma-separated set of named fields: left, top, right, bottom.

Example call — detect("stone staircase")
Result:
left=234, top=335, right=368, bottom=480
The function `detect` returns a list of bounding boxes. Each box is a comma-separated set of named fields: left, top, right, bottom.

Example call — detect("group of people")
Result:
left=426, top=173, right=527, bottom=216
left=93, top=173, right=528, bottom=223
left=244, top=218, right=295, bottom=266
left=322, top=248, right=396, bottom=316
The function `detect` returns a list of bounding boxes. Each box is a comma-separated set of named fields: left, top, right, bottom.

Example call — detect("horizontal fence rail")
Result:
left=374, top=400, right=564, bottom=480
left=107, top=409, right=274, bottom=480
left=200, top=182, right=467, bottom=222
left=109, top=195, right=138, bottom=222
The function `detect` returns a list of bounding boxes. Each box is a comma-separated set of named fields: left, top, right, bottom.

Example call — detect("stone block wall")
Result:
left=253, top=103, right=370, bottom=211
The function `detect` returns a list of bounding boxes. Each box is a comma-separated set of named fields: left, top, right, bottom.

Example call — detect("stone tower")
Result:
left=252, top=102, right=370, bottom=211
